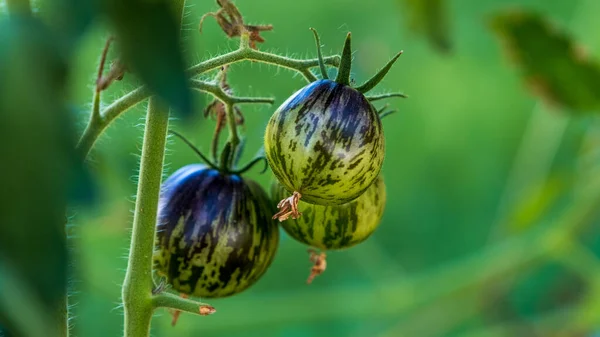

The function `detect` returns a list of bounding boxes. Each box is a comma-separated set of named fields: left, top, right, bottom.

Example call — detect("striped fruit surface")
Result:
left=271, top=175, right=386, bottom=250
left=264, top=79, right=385, bottom=206
left=153, top=164, right=279, bottom=298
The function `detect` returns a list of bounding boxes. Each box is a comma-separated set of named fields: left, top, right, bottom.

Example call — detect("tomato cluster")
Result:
left=153, top=31, right=400, bottom=302
left=264, top=32, right=399, bottom=282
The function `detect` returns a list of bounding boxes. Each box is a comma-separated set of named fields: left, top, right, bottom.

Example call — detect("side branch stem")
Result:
left=152, top=292, right=214, bottom=316
left=78, top=50, right=338, bottom=158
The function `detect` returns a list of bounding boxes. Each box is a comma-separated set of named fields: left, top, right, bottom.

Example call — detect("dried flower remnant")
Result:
left=199, top=305, right=217, bottom=316
left=307, top=249, right=327, bottom=284
left=95, top=37, right=127, bottom=92
left=272, top=191, right=302, bottom=222
left=199, top=0, right=273, bottom=49
left=169, top=299, right=216, bottom=326
left=97, top=59, right=126, bottom=91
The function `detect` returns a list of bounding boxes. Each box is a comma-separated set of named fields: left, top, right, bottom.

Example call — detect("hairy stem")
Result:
left=77, top=86, right=151, bottom=158
left=78, top=52, right=338, bottom=158
left=123, top=97, right=169, bottom=337
left=122, top=97, right=169, bottom=337
left=152, top=292, right=214, bottom=315
left=188, top=79, right=274, bottom=106
left=186, top=49, right=339, bottom=81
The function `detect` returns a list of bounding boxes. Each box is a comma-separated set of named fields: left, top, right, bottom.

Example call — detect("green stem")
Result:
left=77, top=86, right=151, bottom=158
left=239, top=30, right=251, bottom=50
left=187, top=49, right=339, bottom=82
left=152, top=292, right=214, bottom=314
left=188, top=79, right=274, bottom=106
left=231, top=156, right=268, bottom=175
left=5, top=0, right=31, bottom=15
left=224, top=103, right=240, bottom=169
left=219, top=142, right=233, bottom=173
left=121, top=97, right=169, bottom=337
left=246, top=49, right=319, bottom=82
left=169, top=130, right=219, bottom=170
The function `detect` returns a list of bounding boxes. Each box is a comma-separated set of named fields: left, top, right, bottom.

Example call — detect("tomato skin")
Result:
left=264, top=79, right=385, bottom=206
left=271, top=175, right=386, bottom=250
left=153, top=164, right=279, bottom=298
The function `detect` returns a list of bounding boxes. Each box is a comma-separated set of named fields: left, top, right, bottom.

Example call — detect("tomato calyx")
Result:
left=311, top=28, right=403, bottom=94
left=169, top=130, right=267, bottom=176
left=334, top=32, right=353, bottom=86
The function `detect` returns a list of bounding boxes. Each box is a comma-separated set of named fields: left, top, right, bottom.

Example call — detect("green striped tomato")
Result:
left=153, top=164, right=279, bottom=298
left=264, top=79, right=385, bottom=206
left=271, top=175, right=386, bottom=250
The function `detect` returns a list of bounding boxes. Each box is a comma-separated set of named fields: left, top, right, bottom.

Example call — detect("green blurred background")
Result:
left=7, top=0, right=600, bottom=336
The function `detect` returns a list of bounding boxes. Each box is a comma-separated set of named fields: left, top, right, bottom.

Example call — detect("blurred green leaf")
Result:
left=102, top=0, right=193, bottom=116
left=0, top=14, right=93, bottom=336
left=490, top=11, right=600, bottom=113
left=481, top=262, right=586, bottom=325
left=506, top=175, right=564, bottom=233
left=0, top=262, right=60, bottom=337
left=39, top=0, right=97, bottom=50
left=399, top=0, right=451, bottom=53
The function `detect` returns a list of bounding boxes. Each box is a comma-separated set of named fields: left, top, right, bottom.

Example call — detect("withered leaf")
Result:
left=199, top=0, right=272, bottom=49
